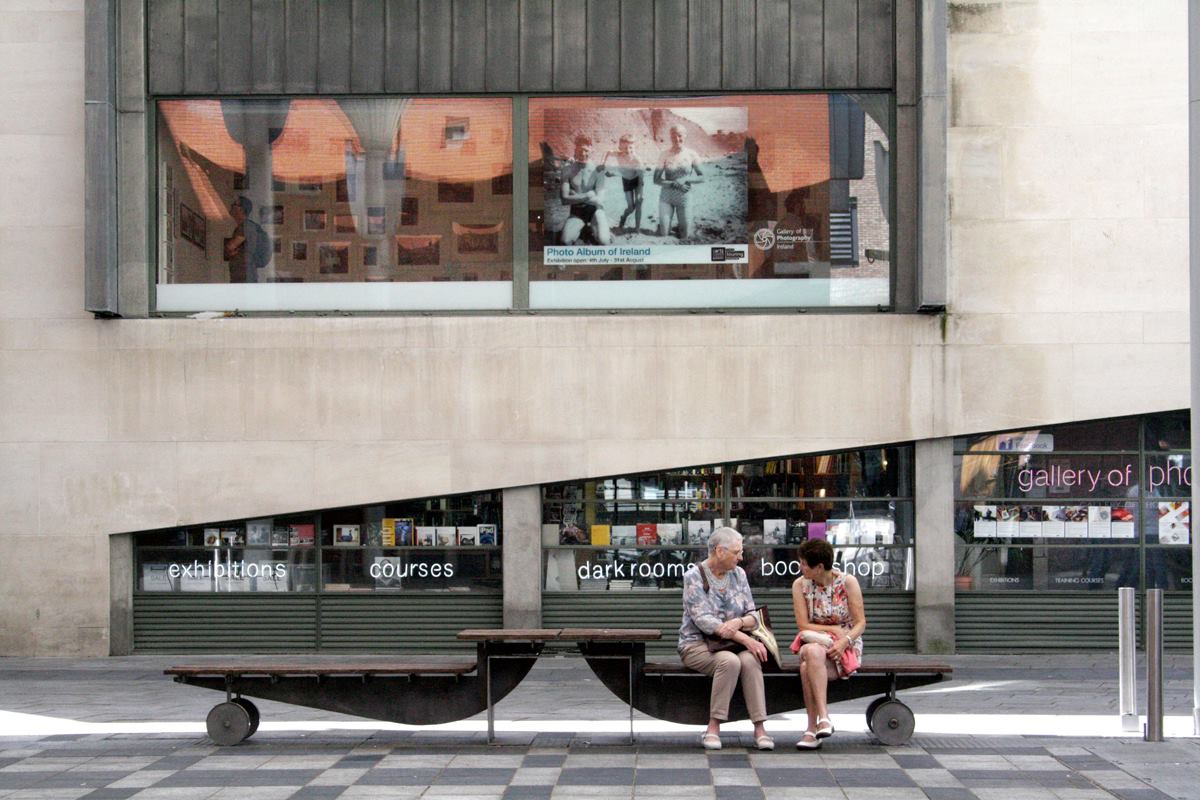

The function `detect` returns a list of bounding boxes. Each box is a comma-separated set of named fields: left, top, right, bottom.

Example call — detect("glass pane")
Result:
left=156, top=98, right=513, bottom=311
left=956, top=453, right=1138, bottom=500
left=955, top=501, right=1137, bottom=544
left=731, top=447, right=911, bottom=499
left=322, top=549, right=501, bottom=592
left=1145, top=410, right=1190, bottom=451
left=954, top=418, right=1140, bottom=453
left=527, top=94, right=890, bottom=309
left=1145, top=454, right=1192, bottom=497
left=1146, top=547, right=1192, bottom=590
left=955, top=545, right=1138, bottom=591
left=136, top=548, right=314, bottom=592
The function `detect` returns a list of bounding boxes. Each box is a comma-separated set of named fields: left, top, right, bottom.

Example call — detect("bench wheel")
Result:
left=206, top=701, right=252, bottom=746
left=864, top=696, right=888, bottom=727
left=867, top=699, right=914, bottom=746
left=231, top=697, right=260, bottom=738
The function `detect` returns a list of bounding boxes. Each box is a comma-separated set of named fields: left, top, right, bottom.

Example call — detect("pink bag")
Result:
left=840, top=646, right=860, bottom=675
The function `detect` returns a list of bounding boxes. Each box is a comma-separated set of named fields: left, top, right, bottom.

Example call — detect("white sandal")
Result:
left=701, top=732, right=722, bottom=750
left=796, top=730, right=821, bottom=750
left=815, top=718, right=835, bottom=739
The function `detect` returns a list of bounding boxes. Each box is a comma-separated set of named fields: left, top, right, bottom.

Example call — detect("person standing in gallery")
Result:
left=560, top=134, right=613, bottom=246
left=602, top=134, right=647, bottom=233
left=653, top=125, right=705, bottom=240
left=224, top=195, right=271, bottom=283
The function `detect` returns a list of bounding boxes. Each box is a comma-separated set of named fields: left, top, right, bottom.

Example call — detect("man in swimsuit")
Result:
left=602, top=134, right=646, bottom=233
left=560, top=134, right=612, bottom=246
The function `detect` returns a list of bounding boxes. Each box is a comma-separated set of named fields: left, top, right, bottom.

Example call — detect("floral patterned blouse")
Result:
left=798, top=572, right=864, bottom=674
left=678, top=563, right=757, bottom=652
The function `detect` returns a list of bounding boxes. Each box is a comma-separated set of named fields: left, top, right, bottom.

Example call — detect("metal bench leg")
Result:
left=486, top=654, right=495, bottom=744
left=627, top=655, right=634, bottom=745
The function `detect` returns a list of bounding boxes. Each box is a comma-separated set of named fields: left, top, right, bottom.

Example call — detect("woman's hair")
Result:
left=799, top=538, right=834, bottom=571
left=708, top=526, right=742, bottom=555
left=669, top=124, right=686, bottom=139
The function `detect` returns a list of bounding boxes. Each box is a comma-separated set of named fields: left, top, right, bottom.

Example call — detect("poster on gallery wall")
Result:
left=1158, top=502, right=1190, bottom=545
left=539, top=105, right=749, bottom=266
left=972, top=506, right=997, bottom=539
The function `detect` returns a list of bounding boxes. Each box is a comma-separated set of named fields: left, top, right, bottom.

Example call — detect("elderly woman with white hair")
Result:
left=678, top=526, right=773, bottom=751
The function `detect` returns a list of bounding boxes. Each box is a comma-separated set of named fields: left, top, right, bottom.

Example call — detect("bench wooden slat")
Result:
left=643, top=659, right=952, bottom=675
left=166, top=659, right=476, bottom=677
left=456, top=628, right=563, bottom=641
left=558, top=628, right=663, bottom=641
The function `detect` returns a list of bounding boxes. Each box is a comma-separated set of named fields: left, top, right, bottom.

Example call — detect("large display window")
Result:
left=155, top=98, right=514, bottom=311
left=954, top=410, right=1191, bottom=592
left=528, top=94, right=891, bottom=309
left=134, top=491, right=502, bottom=594
left=153, top=92, right=892, bottom=313
left=542, top=446, right=914, bottom=593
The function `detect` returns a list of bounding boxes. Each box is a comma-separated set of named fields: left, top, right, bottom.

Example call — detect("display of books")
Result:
left=289, top=524, right=315, bottom=547
left=580, top=576, right=608, bottom=591
left=656, top=523, right=682, bottom=545
left=395, top=518, right=414, bottom=546
left=333, top=524, right=360, bottom=546
left=611, top=525, right=637, bottom=546
left=457, top=526, right=478, bottom=545
left=478, top=524, right=497, bottom=545
left=270, top=527, right=290, bottom=547
left=590, top=524, right=611, bottom=546
left=245, top=519, right=272, bottom=547
left=435, top=526, right=457, bottom=546
left=415, top=527, right=436, bottom=546
left=203, top=528, right=221, bottom=547
left=686, top=520, right=712, bottom=546
left=609, top=579, right=633, bottom=591
left=762, top=519, right=787, bottom=545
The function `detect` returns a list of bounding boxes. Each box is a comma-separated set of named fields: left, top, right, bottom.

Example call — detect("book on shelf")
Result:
left=656, top=523, right=682, bottom=545
left=636, top=523, right=657, bottom=545
left=324, top=583, right=352, bottom=592
left=608, top=579, right=633, bottom=591
left=289, top=524, right=315, bottom=547
left=686, top=520, right=712, bottom=546
left=457, top=525, right=478, bottom=546
left=611, top=525, right=637, bottom=546
left=415, top=526, right=437, bottom=546
left=363, top=520, right=383, bottom=547
left=203, top=528, right=221, bottom=547
left=478, top=524, right=497, bottom=545
left=220, top=529, right=245, bottom=547
left=590, top=524, right=611, bottom=546
left=395, top=518, right=414, bottom=546
left=763, top=519, right=787, bottom=545
left=333, top=524, right=360, bottom=546
left=786, top=523, right=807, bottom=544
left=381, top=518, right=396, bottom=546
left=435, top=526, right=457, bottom=546
left=245, top=519, right=272, bottom=547
left=270, top=527, right=290, bottom=547
left=579, top=577, right=608, bottom=592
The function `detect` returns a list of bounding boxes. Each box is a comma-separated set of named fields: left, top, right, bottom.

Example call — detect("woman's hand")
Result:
left=738, top=634, right=769, bottom=662
left=827, top=636, right=848, bottom=659
left=716, top=618, right=742, bottom=639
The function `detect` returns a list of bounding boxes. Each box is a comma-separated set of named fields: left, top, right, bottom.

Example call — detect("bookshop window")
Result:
left=953, top=411, right=1191, bottom=592
left=154, top=97, right=513, bottom=312
left=541, top=445, right=915, bottom=593
left=527, top=93, right=891, bottom=309
left=134, top=491, right=503, bottom=594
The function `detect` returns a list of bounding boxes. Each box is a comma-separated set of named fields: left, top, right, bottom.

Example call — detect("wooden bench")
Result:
left=166, top=656, right=514, bottom=746
left=638, top=658, right=952, bottom=745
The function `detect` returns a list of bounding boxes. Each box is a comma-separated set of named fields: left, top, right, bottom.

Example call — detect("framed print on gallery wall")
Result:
left=303, top=210, right=326, bottom=232
left=318, top=242, right=350, bottom=275
left=334, top=214, right=357, bottom=234
left=291, top=241, right=307, bottom=261
left=333, top=524, right=360, bottom=546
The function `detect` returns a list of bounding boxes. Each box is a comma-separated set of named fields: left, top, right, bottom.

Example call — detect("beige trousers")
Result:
left=680, top=642, right=768, bottom=723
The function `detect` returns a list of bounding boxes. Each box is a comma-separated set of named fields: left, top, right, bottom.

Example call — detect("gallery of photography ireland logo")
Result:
left=753, top=228, right=776, bottom=250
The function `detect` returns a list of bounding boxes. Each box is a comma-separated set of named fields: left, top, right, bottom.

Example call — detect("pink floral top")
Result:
left=798, top=572, right=863, bottom=676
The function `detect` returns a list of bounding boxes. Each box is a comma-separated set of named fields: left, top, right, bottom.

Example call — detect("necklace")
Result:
left=703, top=562, right=730, bottom=592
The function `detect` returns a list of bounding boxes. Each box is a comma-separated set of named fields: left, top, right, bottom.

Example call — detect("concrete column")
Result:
left=914, top=437, right=954, bottom=653
left=108, top=534, right=134, bottom=655
left=502, top=485, right=542, bottom=629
